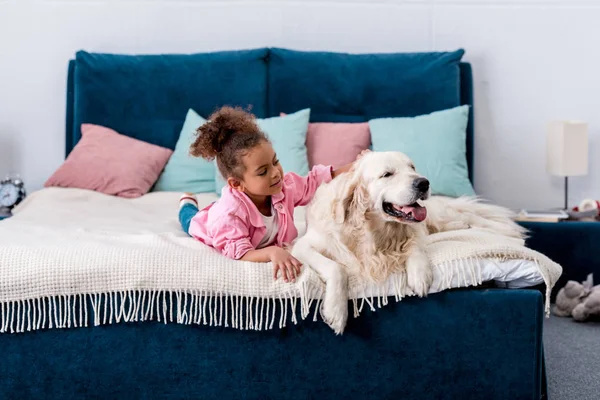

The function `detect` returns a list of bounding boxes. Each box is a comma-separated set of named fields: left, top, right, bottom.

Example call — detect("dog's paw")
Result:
left=320, top=280, right=349, bottom=335
left=406, top=253, right=433, bottom=298
left=321, top=295, right=348, bottom=335
left=406, top=269, right=432, bottom=298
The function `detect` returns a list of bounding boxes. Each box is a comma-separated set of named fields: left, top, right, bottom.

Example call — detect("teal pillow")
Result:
left=368, top=105, right=475, bottom=198
left=214, top=108, right=311, bottom=193
left=153, top=109, right=215, bottom=193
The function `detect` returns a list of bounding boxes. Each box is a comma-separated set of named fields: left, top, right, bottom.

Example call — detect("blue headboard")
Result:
left=460, top=62, right=474, bottom=182
left=65, top=49, right=474, bottom=181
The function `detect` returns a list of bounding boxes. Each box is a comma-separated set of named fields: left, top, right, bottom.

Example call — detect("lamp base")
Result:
left=564, top=176, right=569, bottom=211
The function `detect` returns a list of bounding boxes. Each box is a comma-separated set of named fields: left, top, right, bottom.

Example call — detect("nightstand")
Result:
left=518, top=220, right=600, bottom=301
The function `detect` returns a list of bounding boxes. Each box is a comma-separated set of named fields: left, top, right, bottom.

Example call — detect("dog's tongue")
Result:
left=400, top=204, right=427, bottom=221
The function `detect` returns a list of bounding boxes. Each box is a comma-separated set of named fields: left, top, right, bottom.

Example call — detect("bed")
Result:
left=0, top=47, right=556, bottom=399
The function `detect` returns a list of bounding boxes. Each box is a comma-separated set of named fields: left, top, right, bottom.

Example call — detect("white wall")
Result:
left=1, top=0, right=598, bottom=210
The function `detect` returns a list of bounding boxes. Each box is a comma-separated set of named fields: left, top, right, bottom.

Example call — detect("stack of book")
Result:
left=515, top=209, right=569, bottom=223
left=516, top=208, right=600, bottom=222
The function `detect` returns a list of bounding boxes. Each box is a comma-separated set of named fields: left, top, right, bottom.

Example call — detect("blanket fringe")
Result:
left=0, top=281, right=397, bottom=335
left=0, top=289, right=316, bottom=335
left=435, top=257, right=483, bottom=292
left=0, top=255, right=554, bottom=334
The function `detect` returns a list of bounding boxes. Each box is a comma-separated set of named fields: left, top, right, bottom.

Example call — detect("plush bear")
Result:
left=553, top=274, right=600, bottom=322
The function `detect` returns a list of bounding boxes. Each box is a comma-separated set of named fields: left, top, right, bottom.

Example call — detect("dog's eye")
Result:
left=381, top=172, right=394, bottom=178
left=409, top=164, right=416, bottom=171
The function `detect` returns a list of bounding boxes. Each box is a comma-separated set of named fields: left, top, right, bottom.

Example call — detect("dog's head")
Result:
left=333, top=151, right=430, bottom=225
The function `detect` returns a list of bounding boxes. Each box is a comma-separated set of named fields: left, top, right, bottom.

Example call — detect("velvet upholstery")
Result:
left=267, top=48, right=465, bottom=122
left=67, top=48, right=269, bottom=154
left=520, top=220, right=600, bottom=301
left=459, top=62, right=475, bottom=182
left=0, top=290, right=544, bottom=400
left=65, top=49, right=475, bottom=184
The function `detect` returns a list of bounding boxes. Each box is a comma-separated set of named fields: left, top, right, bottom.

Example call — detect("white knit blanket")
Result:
left=0, top=188, right=562, bottom=334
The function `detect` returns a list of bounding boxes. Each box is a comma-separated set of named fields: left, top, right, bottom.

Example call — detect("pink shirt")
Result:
left=188, top=164, right=333, bottom=260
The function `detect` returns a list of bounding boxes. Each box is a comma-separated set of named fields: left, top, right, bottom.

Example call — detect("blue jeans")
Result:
left=179, top=203, right=199, bottom=236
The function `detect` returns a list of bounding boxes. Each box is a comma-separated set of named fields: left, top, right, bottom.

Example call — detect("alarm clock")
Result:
left=0, top=175, right=27, bottom=215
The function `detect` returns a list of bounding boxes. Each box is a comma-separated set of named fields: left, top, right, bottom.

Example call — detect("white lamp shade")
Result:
left=546, top=120, right=589, bottom=177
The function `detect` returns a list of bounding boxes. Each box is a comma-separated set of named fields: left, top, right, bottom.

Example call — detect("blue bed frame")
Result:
left=0, top=48, right=546, bottom=400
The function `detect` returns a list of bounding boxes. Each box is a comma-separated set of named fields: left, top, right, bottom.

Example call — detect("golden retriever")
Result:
left=291, top=151, right=527, bottom=334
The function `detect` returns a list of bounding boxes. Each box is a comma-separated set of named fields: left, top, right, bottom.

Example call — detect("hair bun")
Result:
left=189, top=106, right=258, bottom=160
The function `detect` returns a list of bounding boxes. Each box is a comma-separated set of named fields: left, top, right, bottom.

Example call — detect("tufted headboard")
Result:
left=65, top=48, right=474, bottom=182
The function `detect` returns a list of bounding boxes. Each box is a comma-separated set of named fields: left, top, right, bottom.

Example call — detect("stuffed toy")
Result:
left=553, top=274, right=600, bottom=322
left=570, top=199, right=600, bottom=221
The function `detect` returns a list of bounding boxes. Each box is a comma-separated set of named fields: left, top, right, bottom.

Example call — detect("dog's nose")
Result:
left=413, top=177, right=430, bottom=193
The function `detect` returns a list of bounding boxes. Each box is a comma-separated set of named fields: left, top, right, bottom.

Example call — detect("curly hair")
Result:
left=190, top=106, right=268, bottom=180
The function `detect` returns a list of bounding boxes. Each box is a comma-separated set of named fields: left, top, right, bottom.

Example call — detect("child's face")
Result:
left=229, top=141, right=284, bottom=198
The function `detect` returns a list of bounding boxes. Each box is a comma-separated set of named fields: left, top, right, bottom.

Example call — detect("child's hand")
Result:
left=356, top=149, right=371, bottom=160
left=269, top=247, right=302, bottom=283
left=332, top=150, right=371, bottom=179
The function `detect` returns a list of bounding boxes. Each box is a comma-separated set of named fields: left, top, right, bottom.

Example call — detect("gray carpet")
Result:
left=543, top=316, right=600, bottom=400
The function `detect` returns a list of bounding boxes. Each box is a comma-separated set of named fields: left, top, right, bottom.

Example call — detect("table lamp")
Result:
left=546, top=120, right=589, bottom=210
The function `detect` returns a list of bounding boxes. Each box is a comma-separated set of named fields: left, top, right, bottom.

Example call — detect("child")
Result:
left=178, top=106, right=355, bottom=283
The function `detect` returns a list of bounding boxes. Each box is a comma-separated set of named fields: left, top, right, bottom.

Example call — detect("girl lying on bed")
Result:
left=178, top=106, right=360, bottom=283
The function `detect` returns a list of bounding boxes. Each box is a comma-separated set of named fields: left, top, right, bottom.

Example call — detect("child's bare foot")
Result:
left=179, top=193, right=198, bottom=210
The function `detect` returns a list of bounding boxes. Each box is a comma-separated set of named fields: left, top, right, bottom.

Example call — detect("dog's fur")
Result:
left=291, top=151, right=527, bottom=334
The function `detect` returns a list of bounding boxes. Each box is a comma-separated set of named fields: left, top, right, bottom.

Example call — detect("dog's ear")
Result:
left=332, top=179, right=354, bottom=224
left=332, top=169, right=368, bottom=224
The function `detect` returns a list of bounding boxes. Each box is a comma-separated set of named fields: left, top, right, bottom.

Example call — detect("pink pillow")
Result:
left=45, top=124, right=173, bottom=198
left=281, top=113, right=371, bottom=169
